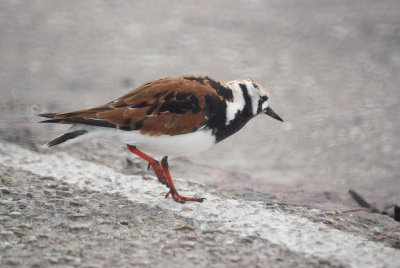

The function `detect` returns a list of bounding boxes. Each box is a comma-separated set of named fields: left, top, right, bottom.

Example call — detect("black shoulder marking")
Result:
left=159, top=99, right=189, bottom=114
left=119, top=118, right=144, bottom=131
left=183, top=76, right=234, bottom=101
left=133, top=119, right=144, bottom=130
left=189, top=95, right=201, bottom=113
left=146, top=98, right=160, bottom=115
left=158, top=92, right=201, bottom=115
left=130, top=101, right=149, bottom=109
left=175, top=92, right=190, bottom=100
left=206, top=77, right=234, bottom=101
left=164, top=91, right=175, bottom=101
left=182, top=76, right=205, bottom=83
left=204, top=94, right=226, bottom=131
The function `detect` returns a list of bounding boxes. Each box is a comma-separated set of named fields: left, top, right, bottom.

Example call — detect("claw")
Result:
left=171, top=194, right=186, bottom=204
left=165, top=190, right=204, bottom=203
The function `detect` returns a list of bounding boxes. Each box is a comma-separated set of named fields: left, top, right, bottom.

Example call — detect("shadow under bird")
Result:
left=39, top=75, right=283, bottom=203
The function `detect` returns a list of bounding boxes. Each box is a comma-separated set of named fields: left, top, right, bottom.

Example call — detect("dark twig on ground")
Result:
left=348, top=189, right=400, bottom=222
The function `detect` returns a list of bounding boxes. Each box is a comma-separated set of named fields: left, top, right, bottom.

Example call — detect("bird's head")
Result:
left=227, top=79, right=284, bottom=122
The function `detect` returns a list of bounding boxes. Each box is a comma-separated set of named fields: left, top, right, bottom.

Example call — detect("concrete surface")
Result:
left=0, top=0, right=400, bottom=267
left=1, top=141, right=400, bottom=267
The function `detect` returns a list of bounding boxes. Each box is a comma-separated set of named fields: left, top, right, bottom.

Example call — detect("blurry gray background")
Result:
left=1, top=0, right=399, bottom=209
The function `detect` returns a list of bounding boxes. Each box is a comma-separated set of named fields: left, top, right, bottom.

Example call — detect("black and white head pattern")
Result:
left=225, top=79, right=270, bottom=126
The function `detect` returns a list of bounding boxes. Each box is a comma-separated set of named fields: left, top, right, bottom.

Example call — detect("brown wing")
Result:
left=44, top=75, right=230, bottom=136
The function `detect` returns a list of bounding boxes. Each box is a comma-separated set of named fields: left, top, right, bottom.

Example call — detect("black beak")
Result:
left=264, top=107, right=284, bottom=122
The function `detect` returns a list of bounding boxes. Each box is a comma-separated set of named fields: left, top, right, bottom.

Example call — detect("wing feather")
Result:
left=46, top=75, right=229, bottom=136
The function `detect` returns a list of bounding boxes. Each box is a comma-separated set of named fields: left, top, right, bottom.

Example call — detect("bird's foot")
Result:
left=165, top=190, right=205, bottom=203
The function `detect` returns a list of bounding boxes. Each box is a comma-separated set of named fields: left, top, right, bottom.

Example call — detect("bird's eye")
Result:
left=261, top=96, right=268, bottom=102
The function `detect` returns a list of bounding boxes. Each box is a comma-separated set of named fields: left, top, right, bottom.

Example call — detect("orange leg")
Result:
left=126, top=145, right=170, bottom=188
left=126, top=145, right=204, bottom=203
left=161, top=156, right=205, bottom=203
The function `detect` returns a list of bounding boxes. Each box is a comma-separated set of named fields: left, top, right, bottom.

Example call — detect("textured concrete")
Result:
left=1, top=141, right=399, bottom=267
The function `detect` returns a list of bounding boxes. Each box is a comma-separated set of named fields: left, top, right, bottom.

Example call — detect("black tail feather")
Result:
left=38, top=113, right=57, bottom=118
left=43, top=130, right=88, bottom=147
left=38, top=114, right=116, bottom=128
left=39, top=119, right=63, bottom=123
left=38, top=113, right=62, bottom=123
left=58, top=117, right=115, bottom=128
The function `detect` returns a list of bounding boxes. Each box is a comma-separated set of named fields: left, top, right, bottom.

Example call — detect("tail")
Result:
left=38, top=113, right=61, bottom=123
left=42, top=130, right=88, bottom=148
left=38, top=112, right=116, bottom=128
left=39, top=113, right=86, bottom=147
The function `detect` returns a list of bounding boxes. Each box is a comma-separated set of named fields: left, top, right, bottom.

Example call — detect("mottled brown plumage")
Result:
left=47, top=75, right=229, bottom=136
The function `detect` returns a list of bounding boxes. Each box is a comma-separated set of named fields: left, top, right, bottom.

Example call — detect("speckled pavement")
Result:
left=1, top=141, right=399, bottom=267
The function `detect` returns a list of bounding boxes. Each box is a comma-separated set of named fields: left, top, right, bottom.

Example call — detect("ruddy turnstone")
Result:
left=39, top=75, right=283, bottom=203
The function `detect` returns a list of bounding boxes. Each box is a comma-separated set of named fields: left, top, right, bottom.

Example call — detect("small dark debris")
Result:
left=174, top=224, right=195, bottom=231
left=126, top=158, right=134, bottom=166
left=323, top=191, right=333, bottom=200
left=1, top=187, right=11, bottom=194
left=395, top=205, right=400, bottom=222
left=348, top=189, right=399, bottom=222
left=348, top=189, right=380, bottom=213
left=69, top=200, right=83, bottom=207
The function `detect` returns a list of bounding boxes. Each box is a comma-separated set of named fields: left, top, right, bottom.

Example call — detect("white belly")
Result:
left=113, top=129, right=216, bottom=157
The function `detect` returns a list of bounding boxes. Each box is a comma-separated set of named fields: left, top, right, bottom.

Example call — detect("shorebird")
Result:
left=39, top=75, right=283, bottom=203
